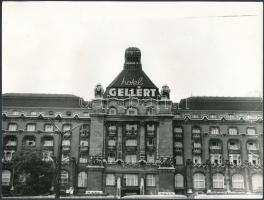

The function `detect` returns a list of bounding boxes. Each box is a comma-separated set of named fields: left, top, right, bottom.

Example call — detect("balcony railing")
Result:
left=193, top=148, right=201, bottom=154
left=80, top=146, right=89, bottom=152
left=210, top=146, right=221, bottom=150
left=192, top=133, right=201, bottom=139
left=146, top=130, right=155, bottom=136
left=125, top=130, right=138, bottom=135
left=62, top=146, right=71, bottom=152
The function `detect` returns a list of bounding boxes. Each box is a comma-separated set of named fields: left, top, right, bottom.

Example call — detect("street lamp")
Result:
left=48, top=119, right=82, bottom=200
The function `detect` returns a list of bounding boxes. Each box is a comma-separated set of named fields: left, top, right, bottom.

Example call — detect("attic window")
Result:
left=66, top=111, right=72, bottom=116
left=48, top=111, right=54, bottom=115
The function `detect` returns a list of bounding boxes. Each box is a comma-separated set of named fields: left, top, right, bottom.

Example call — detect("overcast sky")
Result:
left=3, top=2, right=263, bottom=102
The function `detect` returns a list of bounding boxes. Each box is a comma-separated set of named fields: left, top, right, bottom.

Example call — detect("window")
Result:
left=80, top=124, right=89, bottom=137
left=80, top=140, right=89, bottom=147
left=12, top=111, right=19, bottom=115
left=48, top=111, right=54, bottom=115
left=147, top=154, right=155, bottom=163
left=193, top=143, right=201, bottom=148
left=247, top=141, right=258, bottom=151
left=147, top=138, right=154, bottom=146
left=125, top=155, right=137, bottom=163
left=108, top=140, right=116, bottom=146
left=5, top=138, right=17, bottom=146
left=8, top=123, right=17, bottom=131
left=174, top=127, right=183, bottom=133
left=3, top=150, right=15, bottom=161
left=210, top=154, right=222, bottom=164
left=209, top=114, right=217, bottom=119
left=62, top=140, right=70, bottom=146
left=26, top=124, right=36, bottom=132
left=44, top=124, right=54, bottom=132
left=251, top=174, right=263, bottom=192
left=60, top=170, right=69, bottom=187
left=124, top=174, right=138, bottom=186
left=107, top=153, right=115, bottom=163
left=66, top=111, right=72, bottom=116
left=30, top=111, right=37, bottom=116
left=43, top=138, right=54, bottom=147
left=228, top=141, right=240, bottom=150
left=175, top=174, right=184, bottom=188
left=210, top=127, right=220, bottom=135
left=247, top=128, right=256, bottom=135
left=83, top=112, right=89, bottom=117
left=2, top=170, right=11, bottom=186
left=23, top=136, right=36, bottom=147
left=210, top=141, right=221, bottom=150
left=109, top=125, right=117, bottom=134
left=174, top=142, right=183, bottom=148
left=42, top=150, right=53, bottom=161
left=192, top=128, right=201, bottom=134
left=106, top=174, right=115, bottom=186
left=79, top=154, right=88, bottom=163
left=62, top=153, right=70, bottom=162
left=248, top=154, right=260, bottom=165
left=78, top=172, right=87, bottom=188
left=228, top=128, right=238, bottom=135
left=126, top=139, right=137, bottom=146
left=229, top=154, right=241, bottom=165
left=175, top=156, right=183, bottom=165
left=213, top=173, right=224, bottom=189
left=125, top=124, right=138, bottom=134
left=146, top=175, right=156, bottom=186
left=63, top=124, right=71, bottom=132
left=193, top=173, right=205, bottom=189
left=193, top=156, right=202, bottom=164
left=146, top=107, right=154, bottom=115
left=232, top=174, right=244, bottom=189
left=109, top=108, right=117, bottom=115
left=127, top=107, right=137, bottom=115
left=147, top=124, right=155, bottom=135
left=192, top=114, right=199, bottom=118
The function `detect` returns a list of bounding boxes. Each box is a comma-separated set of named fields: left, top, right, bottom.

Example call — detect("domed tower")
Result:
left=124, top=47, right=142, bottom=70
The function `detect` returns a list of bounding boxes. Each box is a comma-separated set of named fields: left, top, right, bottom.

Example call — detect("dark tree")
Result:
left=12, top=149, right=54, bottom=196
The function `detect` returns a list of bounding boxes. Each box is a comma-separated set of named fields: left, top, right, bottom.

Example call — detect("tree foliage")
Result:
left=12, top=149, right=54, bottom=196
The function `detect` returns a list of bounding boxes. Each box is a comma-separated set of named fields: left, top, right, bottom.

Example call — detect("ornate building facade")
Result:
left=1, top=47, right=263, bottom=197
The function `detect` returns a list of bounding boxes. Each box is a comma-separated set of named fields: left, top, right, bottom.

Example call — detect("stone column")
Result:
left=117, top=122, right=123, bottom=160
left=139, top=122, right=145, bottom=160
left=205, top=160, right=212, bottom=193
left=244, top=167, right=251, bottom=193
left=186, top=159, right=193, bottom=194
left=224, top=160, right=230, bottom=193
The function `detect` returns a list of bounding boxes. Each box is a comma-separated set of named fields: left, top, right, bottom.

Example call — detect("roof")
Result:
left=178, top=96, right=263, bottom=111
left=2, top=93, right=85, bottom=108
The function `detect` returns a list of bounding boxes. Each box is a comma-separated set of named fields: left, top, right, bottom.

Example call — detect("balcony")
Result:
left=146, top=130, right=155, bottom=136
left=80, top=146, right=89, bottom=152
left=174, top=147, right=183, bottom=153
left=192, top=133, right=201, bottom=139
left=193, top=148, right=201, bottom=154
left=107, top=145, right=116, bottom=151
left=174, top=133, right=183, bottom=138
left=125, top=130, right=138, bottom=136
left=62, top=146, right=71, bottom=152
left=146, top=145, right=155, bottom=151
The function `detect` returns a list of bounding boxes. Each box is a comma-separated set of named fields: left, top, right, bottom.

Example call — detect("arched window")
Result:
left=127, top=107, right=138, bottom=115
left=109, top=107, right=117, bottom=115
left=42, top=136, right=54, bottom=147
left=60, top=170, right=69, bottom=187
left=22, top=136, right=36, bottom=147
left=192, top=127, right=201, bottom=134
left=4, top=136, right=17, bottom=147
left=232, top=174, right=244, bottom=189
left=252, top=174, right=263, bottom=192
left=175, top=174, right=184, bottom=188
left=193, top=173, right=205, bottom=189
left=213, top=173, right=224, bottom=189
left=106, top=174, right=115, bottom=186
left=2, top=170, right=11, bottom=186
left=78, top=172, right=87, bottom=188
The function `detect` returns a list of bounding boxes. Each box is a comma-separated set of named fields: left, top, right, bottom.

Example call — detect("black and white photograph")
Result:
left=1, top=1, right=263, bottom=199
